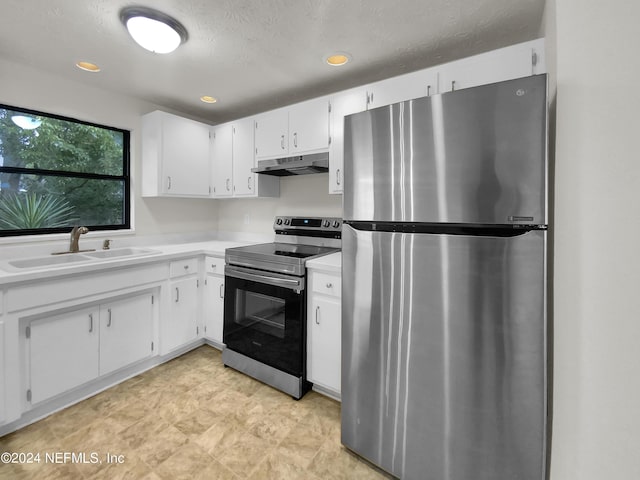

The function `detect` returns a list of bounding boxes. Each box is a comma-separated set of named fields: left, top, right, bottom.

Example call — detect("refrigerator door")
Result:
left=343, top=75, right=547, bottom=226
left=341, top=224, right=547, bottom=480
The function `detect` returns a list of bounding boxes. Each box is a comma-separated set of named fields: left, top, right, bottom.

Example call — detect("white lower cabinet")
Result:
left=28, top=292, right=155, bottom=405
left=165, top=258, right=201, bottom=353
left=307, top=269, right=341, bottom=397
left=0, top=319, right=4, bottom=423
left=99, top=294, right=154, bottom=376
left=167, top=277, right=199, bottom=351
left=29, top=307, right=100, bottom=404
left=203, top=256, right=225, bottom=345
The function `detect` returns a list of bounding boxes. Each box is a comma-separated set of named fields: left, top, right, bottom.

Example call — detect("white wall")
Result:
left=0, top=58, right=218, bottom=240
left=216, top=174, right=342, bottom=235
left=552, top=1, right=640, bottom=479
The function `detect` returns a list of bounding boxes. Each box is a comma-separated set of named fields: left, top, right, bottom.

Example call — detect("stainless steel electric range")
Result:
left=222, top=216, right=342, bottom=399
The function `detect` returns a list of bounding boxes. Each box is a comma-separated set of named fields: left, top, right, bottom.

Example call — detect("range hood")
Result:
left=251, top=152, right=329, bottom=176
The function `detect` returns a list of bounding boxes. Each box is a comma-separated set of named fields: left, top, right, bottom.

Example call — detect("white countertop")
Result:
left=0, top=240, right=251, bottom=287
left=307, top=251, right=342, bottom=273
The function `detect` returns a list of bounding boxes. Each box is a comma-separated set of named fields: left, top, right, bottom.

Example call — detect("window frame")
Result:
left=0, top=103, right=131, bottom=237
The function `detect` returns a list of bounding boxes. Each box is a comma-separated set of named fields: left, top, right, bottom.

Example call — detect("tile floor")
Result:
left=0, top=345, right=391, bottom=480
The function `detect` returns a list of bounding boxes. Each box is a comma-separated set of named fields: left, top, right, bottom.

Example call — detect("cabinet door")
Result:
left=167, top=277, right=199, bottom=351
left=367, top=68, right=438, bottom=109
left=99, top=294, right=154, bottom=376
left=329, top=88, right=368, bottom=194
left=211, top=123, right=233, bottom=197
left=30, top=307, right=99, bottom=404
left=255, top=108, right=288, bottom=159
left=439, top=42, right=535, bottom=93
left=204, top=275, right=225, bottom=344
left=232, top=118, right=257, bottom=196
left=0, top=321, right=4, bottom=423
left=289, top=97, right=330, bottom=154
left=162, top=114, right=211, bottom=196
left=307, top=295, right=341, bottom=393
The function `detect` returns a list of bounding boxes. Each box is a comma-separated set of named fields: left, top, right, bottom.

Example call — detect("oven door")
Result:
left=224, top=265, right=306, bottom=377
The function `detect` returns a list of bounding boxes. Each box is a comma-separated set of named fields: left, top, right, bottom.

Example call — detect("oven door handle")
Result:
left=225, top=265, right=304, bottom=291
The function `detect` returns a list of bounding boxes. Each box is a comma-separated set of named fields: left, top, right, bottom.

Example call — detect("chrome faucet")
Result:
left=69, top=226, right=89, bottom=253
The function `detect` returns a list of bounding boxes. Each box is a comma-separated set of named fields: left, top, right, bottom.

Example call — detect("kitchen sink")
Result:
left=84, top=247, right=160, bottom=259
left=8, top=254, right=93, bottom=269
left=3, top=247, right=161, bottom=271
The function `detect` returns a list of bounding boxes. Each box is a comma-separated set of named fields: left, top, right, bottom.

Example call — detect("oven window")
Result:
left=223, top=273, right=305, bottom=376
left=234, top=290, right=285, bottom=339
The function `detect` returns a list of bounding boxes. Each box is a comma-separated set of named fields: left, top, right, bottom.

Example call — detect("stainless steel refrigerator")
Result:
left=341, top=74, right=548, bottom=480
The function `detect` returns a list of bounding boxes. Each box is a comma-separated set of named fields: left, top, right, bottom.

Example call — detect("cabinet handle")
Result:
left=211, top=263, right=216, bottom=270
left=451, top=80, right=456, bottom=91
left=293, top=132, right=298, bottom=148
left=226, top=178, right=230, bottom=191
left=336, top=168, right=341, bottom=186
left=280, top=135, right=285, bottom=150
left=107, top=308, right=112, bottom=327
left=167, top=176, right=172, bottom=190
left=326, top=282, right=333, bottom=289
left=175, top=287, right=180, bottom=303
left=427, top=85, right=431, bottom=96
left=370, top=92, right=374, bottom=104
left=315, top=305, right=320, bottom=325
left=219, top=283, right=224, bottom=299
left=248, top=176, right=252, bottom=190
left=89, top=313, right=94, bottom=333
left=184, top=265, right=189, bottom=271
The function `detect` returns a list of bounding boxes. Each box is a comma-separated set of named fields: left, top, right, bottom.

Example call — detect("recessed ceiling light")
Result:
left=120, top=6, right=188, bottom=54
left=76, top=61, right=101, bottom=72
left=200, top=96, right=218, bottom=104
left=325, top=53, right=351, bottom=67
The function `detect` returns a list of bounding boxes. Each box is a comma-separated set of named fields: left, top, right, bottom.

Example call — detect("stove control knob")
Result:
left=276, top=218, right=283, bottom=225
left=323, top=219, right=330, bottom=227
left=332, top=220, right=341, bottom=228
left=284, top=218, right=291, bottom=225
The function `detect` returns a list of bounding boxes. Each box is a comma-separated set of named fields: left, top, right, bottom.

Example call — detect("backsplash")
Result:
left=216, top=174, right=343, bottom=235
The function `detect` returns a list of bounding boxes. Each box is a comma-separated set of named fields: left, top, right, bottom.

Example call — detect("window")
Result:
left=0, top=104, right=130, bottom=236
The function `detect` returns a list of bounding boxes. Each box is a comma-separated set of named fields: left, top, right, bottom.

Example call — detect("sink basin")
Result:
left=85, top=247, right=160, bottom=259
left=8, top=254, right=93, bottom=269
left=2, top=247, right=162, bottom=271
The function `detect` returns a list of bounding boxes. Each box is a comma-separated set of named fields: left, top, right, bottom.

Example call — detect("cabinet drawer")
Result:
left=170, top=258, right=198, bottom=278
left=311, top=271, right=341, bottom=297
left=205, top=256, right=225, bottom=274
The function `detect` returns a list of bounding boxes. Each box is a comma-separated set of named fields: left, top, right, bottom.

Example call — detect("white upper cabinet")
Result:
left=288, top=96, right=331, bottom=154
left=211, top=120, right=279, bottom=198
left=255, top=108, right=289, bottom=159
left=232, top=117, right=258, bottom=196
left=255, top=97, right=330, bottom=160
left=439, top=39, right=544, bottom=93
left=329, top=87, right=368, bottom=194
left=210, top=123, right=234, bottom=197
left=142, top=111, right=211, bottom=197
left=366, top=68, right=438, bottom=110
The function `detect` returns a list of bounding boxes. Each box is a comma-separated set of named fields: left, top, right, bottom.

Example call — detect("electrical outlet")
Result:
left=243, top=213, right=250, bottom=225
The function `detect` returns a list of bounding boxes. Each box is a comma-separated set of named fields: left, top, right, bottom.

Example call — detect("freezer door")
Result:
left=343, top=75, right=547, bottom=225
left=341, top=224, right=547, bottom=480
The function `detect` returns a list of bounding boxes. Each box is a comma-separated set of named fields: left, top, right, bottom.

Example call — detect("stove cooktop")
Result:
left=225, top=216, right=342, bottom=276
left=225, top=242, right=339, bottom=276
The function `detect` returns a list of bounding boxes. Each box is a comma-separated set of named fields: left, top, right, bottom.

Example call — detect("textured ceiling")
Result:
left=0, top=0, right=545, bottom=124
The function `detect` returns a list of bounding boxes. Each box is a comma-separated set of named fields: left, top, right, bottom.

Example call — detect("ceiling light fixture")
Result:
left=76, top=61, right=101, bottom=72
left=200, top=96, right=218, bottom=104
left=120, top=6, right=188, bottom=54
left=325, top=53, right=351, bottom=67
